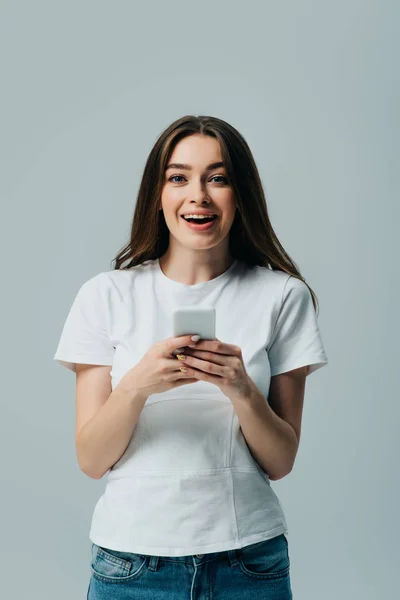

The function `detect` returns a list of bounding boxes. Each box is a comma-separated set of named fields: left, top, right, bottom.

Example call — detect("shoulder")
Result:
left=253, top=266, right=309, bottom=298
left=106, top=261, right=155, bottom=289
left=80, top=261, right=155, bottom=303
left=280, top=274, right=311, bottom=304
left=239, top=265, right=312, bottom=316
left=240, top=263, right=293, bottom=296
left=86, top=261, right=154, bottom=288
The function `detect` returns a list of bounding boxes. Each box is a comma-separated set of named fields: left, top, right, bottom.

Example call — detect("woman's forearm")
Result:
left=76, top=383, right=148, bottom=479
left=231, top=382, right=299, bottom=480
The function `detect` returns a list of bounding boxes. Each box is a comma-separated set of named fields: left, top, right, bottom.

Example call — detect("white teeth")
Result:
left=183, top=214, right=215, bottom=220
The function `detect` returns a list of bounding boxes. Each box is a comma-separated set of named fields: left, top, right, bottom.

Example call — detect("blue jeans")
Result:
left=87, top=533, right=293, bottom=599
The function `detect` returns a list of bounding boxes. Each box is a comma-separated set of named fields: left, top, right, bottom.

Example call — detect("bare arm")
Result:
left=75, top=364, right=147, bottom=479
left=74, top=333, right=199, bottom=479
left=231, top=365, right=307, bottom=480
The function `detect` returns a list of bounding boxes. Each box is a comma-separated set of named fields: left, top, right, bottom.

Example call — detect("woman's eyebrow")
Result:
left=165, top=161, right=224, bottom=171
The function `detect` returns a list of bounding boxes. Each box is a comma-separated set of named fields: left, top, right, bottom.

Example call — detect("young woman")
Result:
left=54, top=115, right=328, bottom=599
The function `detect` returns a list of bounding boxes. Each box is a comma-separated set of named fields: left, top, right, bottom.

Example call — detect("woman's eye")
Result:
left=211, top=176, right=228, bottom=183
left=168, top=175, right=228, bottom=184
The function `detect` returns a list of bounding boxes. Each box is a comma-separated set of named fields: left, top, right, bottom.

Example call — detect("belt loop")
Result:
left=148, top=555, right=159, bottom=571
left=227, top=548, right=239, bottom=567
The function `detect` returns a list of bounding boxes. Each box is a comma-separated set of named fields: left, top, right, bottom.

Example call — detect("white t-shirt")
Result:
left=54, top=258, right=328, bottom=556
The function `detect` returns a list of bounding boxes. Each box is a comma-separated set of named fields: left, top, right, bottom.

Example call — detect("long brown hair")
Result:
left=112, top=115, right=319, bottom=313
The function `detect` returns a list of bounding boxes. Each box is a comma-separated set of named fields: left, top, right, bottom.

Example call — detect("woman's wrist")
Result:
left=116, top=378, right=148, bottom=405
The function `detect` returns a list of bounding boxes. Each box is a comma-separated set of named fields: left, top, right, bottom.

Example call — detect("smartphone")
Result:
left=172, top=307, right=216, bottom=340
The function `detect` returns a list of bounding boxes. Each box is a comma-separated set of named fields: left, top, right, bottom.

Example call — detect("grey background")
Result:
left=1, top=1, right=398, bottom=598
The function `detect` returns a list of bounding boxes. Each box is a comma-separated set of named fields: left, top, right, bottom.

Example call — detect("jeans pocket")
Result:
left=238, top=534, right=290, bottom=580
left=91, top=543, right=147, bottom=584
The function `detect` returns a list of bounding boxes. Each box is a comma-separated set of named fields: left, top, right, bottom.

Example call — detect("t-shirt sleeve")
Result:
left=267, top=275, right=328, bottom=377
left=53, top=273, right=115, bottom=373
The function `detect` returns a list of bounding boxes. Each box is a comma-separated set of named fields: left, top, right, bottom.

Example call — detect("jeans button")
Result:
left=196, top=554, right=204, bottom=558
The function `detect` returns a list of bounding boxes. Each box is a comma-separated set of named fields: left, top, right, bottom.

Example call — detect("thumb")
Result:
left=167, top=334, right=200, bottom=353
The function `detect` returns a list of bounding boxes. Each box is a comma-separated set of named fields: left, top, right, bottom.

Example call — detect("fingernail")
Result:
left=172, top=347, right=185, bottom=355
left=191, top=335, right=200, bottom=342
left=188, top=344, right=197, bottom=348
left=176, top=354, right=186, bottom=361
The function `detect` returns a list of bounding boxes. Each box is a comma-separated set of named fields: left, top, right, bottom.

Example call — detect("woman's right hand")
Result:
left=118, top=334, right=200, bottom=399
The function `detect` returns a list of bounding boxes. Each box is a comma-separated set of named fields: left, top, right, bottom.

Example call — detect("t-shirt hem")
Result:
left=89, top=524, right=288, bottom=557
left=54, top=353, right=114, bottom=372
left=270, top=354, right=328, bottom=377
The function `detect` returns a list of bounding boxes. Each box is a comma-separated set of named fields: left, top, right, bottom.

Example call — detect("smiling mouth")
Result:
left=181, top=215, right=218, bottom=223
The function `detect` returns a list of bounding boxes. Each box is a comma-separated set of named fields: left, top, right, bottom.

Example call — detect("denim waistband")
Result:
left=146, top=548, right=240, bottom=570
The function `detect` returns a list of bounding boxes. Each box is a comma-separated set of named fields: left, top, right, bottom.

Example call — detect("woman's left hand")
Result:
left=176, top=339, right=254, bottom=402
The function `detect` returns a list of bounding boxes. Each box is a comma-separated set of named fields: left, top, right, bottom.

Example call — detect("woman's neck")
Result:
left=158, top=250, right=235, bottom=286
